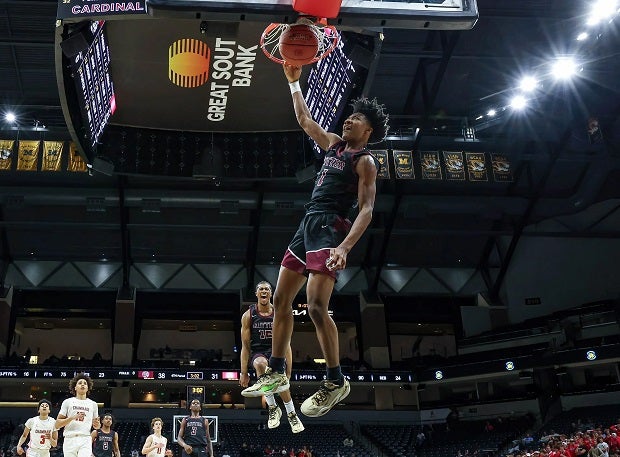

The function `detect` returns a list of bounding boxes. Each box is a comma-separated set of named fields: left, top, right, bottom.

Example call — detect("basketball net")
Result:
left=260, top=17, right=340, bottom=65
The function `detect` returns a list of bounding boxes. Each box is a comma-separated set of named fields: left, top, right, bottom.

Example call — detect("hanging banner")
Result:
left=0, top=139, right=14, bottom=171
left=57, top=0, right=147, bottom=20
left=466, top=152, right=488, bottom=182
left=17, top=140, right=40, bottom=171
left=442, top=151, right=465, bottom=181
left=67, top=143, right=88, bottom=172
left=393, top=150, right=414, bottom=179
left=491, top=153, right=513, bottom=182
left=42, top=141, right=65, bottom=172
left=420, top=151, right=442, bottom=180
left=372, top=150, right=390, bottom=179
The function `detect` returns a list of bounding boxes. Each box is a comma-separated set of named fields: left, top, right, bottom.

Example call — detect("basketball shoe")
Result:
left=267, top=405, right=282, bottom=429
left=287, top=412, right=305, bottom=433
left=241, top=367, right=290, bottom=397
left=300, top=378, right=350, bottom=417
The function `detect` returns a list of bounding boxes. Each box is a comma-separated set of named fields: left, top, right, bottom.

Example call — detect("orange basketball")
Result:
left=278, top=24, right=319, bottom=66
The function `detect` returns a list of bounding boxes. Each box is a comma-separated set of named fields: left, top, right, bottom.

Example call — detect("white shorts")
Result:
left=26, top=448, right=50, bottom=457
left=63, top=435, right=92, bottom=457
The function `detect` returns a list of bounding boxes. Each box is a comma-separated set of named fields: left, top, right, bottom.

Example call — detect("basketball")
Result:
left=278, top=24, right=320, bottom=66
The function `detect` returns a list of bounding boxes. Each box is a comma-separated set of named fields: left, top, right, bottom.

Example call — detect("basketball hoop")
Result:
left=260, top=17, right=339, bottom=66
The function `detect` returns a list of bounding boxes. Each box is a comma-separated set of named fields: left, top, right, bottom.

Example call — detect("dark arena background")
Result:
left=1, top=1, right=620, bottom=457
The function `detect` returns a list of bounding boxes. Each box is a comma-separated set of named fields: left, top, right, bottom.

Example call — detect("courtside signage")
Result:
left=58, top=0, right=147, bottom=19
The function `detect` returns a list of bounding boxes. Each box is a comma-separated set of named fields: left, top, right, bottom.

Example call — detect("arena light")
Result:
left=505, top=361, right=515, bottom=371
left=486, top=109, right=497, bottom=117
left=576, top=32, right=589, bottom=41
left=551, top=57, right=578, bottom=80
left=586, top=0, right=619, bottom=26
left=586, top=350, right=597, bottom=360
left=434, top=370, right=443, bottom=380
left=510, top=95, right=527, bottom=110
left=4, top=112, right=16, bottom=123
left=518, top=75, right=538, bottom=92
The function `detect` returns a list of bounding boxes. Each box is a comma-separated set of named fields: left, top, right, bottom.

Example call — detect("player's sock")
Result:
left=284, top=399, right=295, bottom=414
left=326, top=366, right=343, bottom=385
left=269, top=356, right=286, bottom=373
left=265, top=394, right=277, bottom=407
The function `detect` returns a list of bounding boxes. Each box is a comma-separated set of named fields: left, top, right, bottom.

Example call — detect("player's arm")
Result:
left=239, top=310, right=252, bottom=388
left=55, top=413, right=79, bottom=430
left=285, top=345, right=293, bottom=380
left=114, top=431, right=121, bottom=457
left=91, top=430, right=98, bottom=443
left=204, top=419, right=213, bottom=457
left=176, top=419, right=191, bottom=454
left=283, top=64, right=341, bottom=151
left=16, top=425, right=31, bottom=455
left=141, top=436, right=153, bottom=455
left=51, top=429, right=58, bottom=448
left=329, top=155, right=378, bottom=271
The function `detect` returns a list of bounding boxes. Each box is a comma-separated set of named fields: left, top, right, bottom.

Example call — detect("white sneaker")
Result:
left=287, top=412, right=305, bottom=433
left=241, top=367, right=290, bottom=398
left=300, top=378, right=350, bottom=417
left=267, top=405, right=282, bottom=429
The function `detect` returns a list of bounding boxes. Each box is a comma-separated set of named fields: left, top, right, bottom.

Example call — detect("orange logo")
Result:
left=168, top=38, right=211, bottom=88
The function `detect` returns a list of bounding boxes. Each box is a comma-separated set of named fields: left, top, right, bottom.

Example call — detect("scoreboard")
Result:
left=0, top=368, right=412, bottom=383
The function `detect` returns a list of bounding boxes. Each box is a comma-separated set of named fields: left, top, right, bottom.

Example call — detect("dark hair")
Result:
left=102, top=413, right=114, bottom=423
left=69, top=372, right=93, bottom=395
left=255, top=281, right=272, bottom=293
left=350, top=97, right=389, bottom=144
left=38, top=399, right=51, bottom=409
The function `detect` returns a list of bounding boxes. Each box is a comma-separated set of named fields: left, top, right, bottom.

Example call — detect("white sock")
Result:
left=265, top=394, right=277, bottom=407
left=284, top=400, right=295, bottom=414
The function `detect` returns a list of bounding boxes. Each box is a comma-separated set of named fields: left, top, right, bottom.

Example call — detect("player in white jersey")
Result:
left=16, top=399, right=58, bottom=457
left=142, top=418, right=169, bottom=457
left=55, top=373, right=101, bottom=457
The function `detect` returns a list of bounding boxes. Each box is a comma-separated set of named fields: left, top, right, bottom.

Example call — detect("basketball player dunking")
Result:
left=177, top=400, right=214, bottom=457
left=17, top=399, right=58, bottom=457
left=56, top=373, right=101, bottom=457
left=242, top=64, right=389, bottom=418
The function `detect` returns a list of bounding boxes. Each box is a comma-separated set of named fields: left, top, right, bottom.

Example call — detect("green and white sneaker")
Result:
left=287, top=412, right=305, bottom=433
left=300, top=378, right=350, bottom=417
left=241, top=367, right=290, bottom=398
left=267, top=405, right=282, bottom=429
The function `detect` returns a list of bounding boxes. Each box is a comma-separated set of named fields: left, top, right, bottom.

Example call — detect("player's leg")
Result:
left=279, top=389, right=304, bottom=433
left=299, top=213, right=351, bottom=417
left=253, top=354, right=282, bottom=429
left=76, top=437, right=94, bottom=457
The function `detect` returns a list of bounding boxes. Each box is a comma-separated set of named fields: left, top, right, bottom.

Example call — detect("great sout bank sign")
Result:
left=58, top=0, right=147, bottom=19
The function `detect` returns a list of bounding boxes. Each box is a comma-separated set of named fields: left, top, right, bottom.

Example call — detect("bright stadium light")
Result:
left=519, top=75, right=538, bottom=92
left=510, top=95, right=527, bottom=110
left=4, top=112, right=16, bottom=123
left=587, top=0, right=619, bottom=26
left=551, top=57, right=578, bottom=80
left=576, top=32, right=589, bottom=41
left=486, top=109, right=497, bottom=117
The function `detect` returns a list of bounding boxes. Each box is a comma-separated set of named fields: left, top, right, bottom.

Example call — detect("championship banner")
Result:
left=442, top=151, right=465, bottom=181
left=393, top=150, right=414, bottom=179
left=17, top=140, right=40, bottom=171
left=372, top=150, right=390, bottom=179
left=42, top=141, right=65, bottom=172
left=420, top=151, right=442, bottom=180
left=57, top=0, right=147, bottom=20
left=0, top=140, right=14, bottom=171
left=466, top=152, right=488, bottom=182
left=67, top=143, right=88, bottom=172
left=491, top=153, right=513, bottom=182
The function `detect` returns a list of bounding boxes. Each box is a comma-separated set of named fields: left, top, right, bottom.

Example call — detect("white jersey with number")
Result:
left=25, top=416, right=55, bottom=450
left=59, top=397, right=99, bottom=436
left=146, top=435, right=167, bottom=457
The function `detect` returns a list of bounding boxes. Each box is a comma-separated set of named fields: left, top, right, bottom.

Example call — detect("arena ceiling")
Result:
left=1, top=0, right=619, bottom=305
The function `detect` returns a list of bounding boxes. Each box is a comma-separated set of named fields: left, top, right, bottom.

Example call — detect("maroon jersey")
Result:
left=249, top=304, right=273, bottom=354
left=306, top=141, right=379, bottom=216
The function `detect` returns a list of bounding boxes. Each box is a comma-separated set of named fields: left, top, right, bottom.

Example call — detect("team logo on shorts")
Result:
left=168, top=39, right=211, bottom=88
